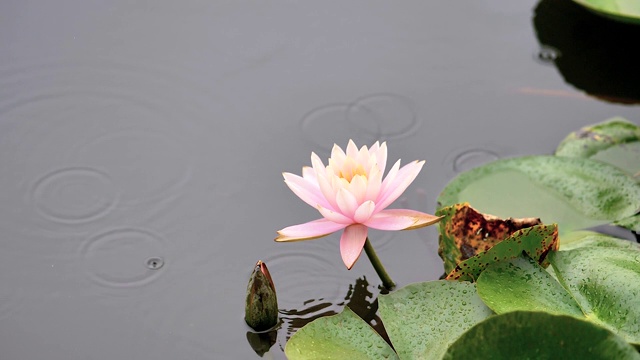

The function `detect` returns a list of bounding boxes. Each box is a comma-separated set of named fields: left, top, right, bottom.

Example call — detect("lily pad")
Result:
left=476, top=256, right=584, bottom=318
left=446, top=224, right=558, bottom=282
left=591, top=142, right=640, bottom=179
left=378, top=281, right=493, bottom=360
left=572, top=0, right=640, bottom=25
left=555, top=117, right=640, bottom=159
left=437, top=155, right=640, bottom=233
left=436, top=203, right=542, bottom=274
left=559, top=230, right=640, bottom=251
left=442, top=311, right=640, bottom=360
left=284, top=306, right=398, bottom=360
left=550, top=247, right=640, bottom=345
left=555, top=119, right=640, bottom=233
left=614, top=215, right=640, bottom=233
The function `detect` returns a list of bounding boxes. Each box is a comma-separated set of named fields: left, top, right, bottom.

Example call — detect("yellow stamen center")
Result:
left=337, top=158, right=367, bottom=182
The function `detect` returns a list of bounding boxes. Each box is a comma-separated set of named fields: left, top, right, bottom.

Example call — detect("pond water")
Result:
left=1, top=0, right=638, bottom=359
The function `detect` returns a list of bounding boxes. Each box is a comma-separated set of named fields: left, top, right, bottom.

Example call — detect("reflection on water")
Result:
left=246, top=325, right=279, bottom=357
left=261, top=276, right=387, bottom=355
left=2, top=2, right=639, bottom=359
left=534, top=0, right=640, bottom=104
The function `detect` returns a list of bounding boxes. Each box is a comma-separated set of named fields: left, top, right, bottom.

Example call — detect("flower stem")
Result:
left=363, top=237, right=395, bottom=290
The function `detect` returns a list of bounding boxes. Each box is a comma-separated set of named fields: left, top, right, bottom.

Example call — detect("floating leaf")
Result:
left=442, top=311, right=640, bottom=360
left=437, top=156, right=640, bottom=233
left=284, top=306, right=398, bottom=360
left=614, top=216, right=640, bottom=233
left=572, top=0, right=640, bottom=24
left=559, top=230, right=640, bottom=251
left=446, top=224, right=558, bottom=282
left=476, top=256, right=584, bottom=318
left=555, top=117, right=640, bottom=159
left=590, top=142, right=640, bottom=179
left=551, top=247, right=640, bottom=345
left=555, top=119, right=640, bottom=232
left=378, top=281, right=493, bottom=360
left=436, top=203, right=542, bottom=274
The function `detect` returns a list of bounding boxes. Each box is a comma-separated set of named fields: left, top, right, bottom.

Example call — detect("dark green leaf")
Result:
left=442, top=311, right=640, bottom=360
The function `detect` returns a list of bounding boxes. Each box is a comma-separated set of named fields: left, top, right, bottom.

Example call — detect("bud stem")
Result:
left=363, top=238, right=395, bottom=290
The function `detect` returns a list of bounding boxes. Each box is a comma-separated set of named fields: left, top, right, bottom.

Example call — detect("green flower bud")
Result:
left=245, top=260, right=278, bottom=331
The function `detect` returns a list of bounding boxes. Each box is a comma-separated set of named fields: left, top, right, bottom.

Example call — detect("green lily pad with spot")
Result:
left=614, top=216, right=640, bottom=233
left=590, top=142, right=640, bottom=179
left=555, top=118, right=640, bottom=232
left=550, top=247, right=640, bottom=345
left=284, top=306, right=398, bottom=360
left=378, top=281, right=493, bottom=360
left=572, top=0, right=640, bottom=25
left=437, top=156, right=640, bottom=233
left=555, top=117, right=640, bottom=159
left=559, top=230, right=640, bottom=251
left=476, top=256, right=584, bottom=318
left=286, top=281, right=493, bottom=360
left=442, top=311, right=640, bottom=360
left=446, top=224, right=558, bottom=282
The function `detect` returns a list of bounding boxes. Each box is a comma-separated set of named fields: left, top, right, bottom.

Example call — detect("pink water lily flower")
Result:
left=276, top=140, right=441, bottom=270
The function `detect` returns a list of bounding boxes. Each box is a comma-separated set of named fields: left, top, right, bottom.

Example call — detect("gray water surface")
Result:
left=1, top=1, right=638, bottom=359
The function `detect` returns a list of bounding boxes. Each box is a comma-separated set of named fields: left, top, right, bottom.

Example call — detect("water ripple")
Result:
left=300, top=103, right=380, bottom=150
left=348, top=93, right=421, bottom=140
left=79, top=227, right=167, bottom=289
left=30, top=167, right=119, bottom=224
left=69, top=130, right=193, bottom=207
left=0, top=60, right=221, bottom=240
left=444, top=146, right=502, bottom=176
left=262, top=250, right=347, bottom=309
left=300, top=93, right=421, bottom=150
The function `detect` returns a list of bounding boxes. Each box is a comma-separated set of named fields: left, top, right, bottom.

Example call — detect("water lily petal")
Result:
left=380, top=159, right=401, bottom=194
left=376, top=160, right=424, bottom=211
left=371, top=142, right=387, bottom=175
left=317, top=169, right=340, bottom=211
left=317, top=204, right=354, bottom=224
left=302, top=166, right=318, bottom=185
left=348, top=174, right=368, bottom=204
left=355, top=142, right=371, bottom=166
left=276, top=218, right=347, bottom=242
left=330, top=143, right=347, bottom=169
left=346, top=139, right=359, bottom=158
left=310, top=152, right=327, bottom=178
left=283, top=172, right=332, bottom=210
left=364, top=165, right=382, bottom=202
left=365, top=209, right=442, bottom=230
left=340, top=224, right=368, bottom=269
left=354, top=200, right=376, bottom=223
left=336, top=188, right=358, bottom=219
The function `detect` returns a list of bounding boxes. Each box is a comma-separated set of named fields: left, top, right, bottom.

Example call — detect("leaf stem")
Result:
left=363, top=237, right=395, bottom=290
